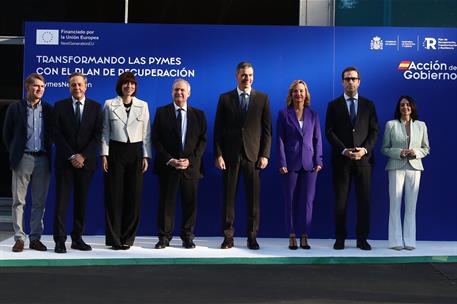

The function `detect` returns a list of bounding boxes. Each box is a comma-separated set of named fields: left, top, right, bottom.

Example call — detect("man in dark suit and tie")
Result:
left=214, top=61, right=272, bottom=250
left=152, top=79, right=207, bottom=249
left=53, top=72, right=102, bottom=253
left=325, top=66, right=379, bottom=250
left=3, top=73, right=53, bottom=252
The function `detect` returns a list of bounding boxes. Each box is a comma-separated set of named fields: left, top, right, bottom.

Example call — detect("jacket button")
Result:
left=352, top=129, right=356, bottom=133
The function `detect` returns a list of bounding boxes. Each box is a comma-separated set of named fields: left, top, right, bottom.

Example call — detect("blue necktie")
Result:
left=349, top=98, right=356, bottom=125
left=75, top=101, right=82, bottom=130
left=177, top=108, right=183, bottom=153
left=240, top=93, right=248, bottom=113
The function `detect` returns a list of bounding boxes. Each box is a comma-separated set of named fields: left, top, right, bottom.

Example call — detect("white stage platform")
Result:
left=1, top=236, right=456, bottom=266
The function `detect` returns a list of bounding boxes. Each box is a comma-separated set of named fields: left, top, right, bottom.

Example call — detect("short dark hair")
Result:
left=115, top=72, right=137, bottom=96
left=25, top=73, right=45, bottom=87
left=236, top=61, right=253, bottom=73
left=394, top=95, right=419, bottom=121
left=69, top=72, right=87, bottom=84
left=341, top=66, right=360, bottom=80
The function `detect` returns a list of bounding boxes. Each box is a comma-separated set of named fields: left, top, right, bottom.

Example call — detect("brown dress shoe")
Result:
left=12, top=240, right=24, bottom=252
left=30, top=239, right=47, bottom=251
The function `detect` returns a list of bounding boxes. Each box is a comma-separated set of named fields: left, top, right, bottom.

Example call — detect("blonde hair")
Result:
left=286, top=80, right=310, bottom=107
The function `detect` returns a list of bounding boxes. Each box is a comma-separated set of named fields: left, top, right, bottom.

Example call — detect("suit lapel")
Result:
left=19, top=100, right=27, bottom=127
left=166, top=103, right=182, bottom=149
left=230, top=89, right=243, bottom=116
left=302, top=107, right=312, bottom=136
left=354, top=98, right=365, bottom=126
left=112, top=97, right=128, bottom=124
left=63, top=99, right=78, bottom=130
left=338, top=96, right=353, bottom=126
left=79, top=99, right=90, bottom=129
left=184, top=106, right=197, bottom=152
left=287, top=106, right=303, bottom=136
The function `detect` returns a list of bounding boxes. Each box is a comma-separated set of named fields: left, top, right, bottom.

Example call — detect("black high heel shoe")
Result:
left=300, top=235, right=311, bottom=249
left=289, top=236, right=298, bottom=250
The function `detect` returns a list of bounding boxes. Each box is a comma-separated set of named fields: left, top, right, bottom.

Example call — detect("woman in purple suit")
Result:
left=277, top=80, right=323, bottom=250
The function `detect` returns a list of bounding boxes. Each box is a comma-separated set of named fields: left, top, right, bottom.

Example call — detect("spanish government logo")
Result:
left=370, top=36, right=383, bottom=50
left=398, top=61, right=411, bottom=70
left=36, top=29, right=59, bottom=45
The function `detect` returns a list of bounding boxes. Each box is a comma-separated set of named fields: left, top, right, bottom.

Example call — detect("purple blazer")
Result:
left=277, top=106, right=323, bottom=171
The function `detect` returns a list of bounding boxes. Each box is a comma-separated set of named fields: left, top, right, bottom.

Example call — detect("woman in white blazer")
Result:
left=101, top=72, right=151, bottom=250
left=381, top=96, right=430, bottom=250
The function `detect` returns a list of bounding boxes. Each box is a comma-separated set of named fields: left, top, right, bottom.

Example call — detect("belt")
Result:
left=25, top=151, right=45, bottom=156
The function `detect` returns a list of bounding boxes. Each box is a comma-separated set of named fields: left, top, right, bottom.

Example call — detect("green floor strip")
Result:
left=1, top=255, right=456, bottom=267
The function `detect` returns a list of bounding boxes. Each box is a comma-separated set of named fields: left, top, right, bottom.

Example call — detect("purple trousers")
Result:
left=281, top=169, right=317, bottom=236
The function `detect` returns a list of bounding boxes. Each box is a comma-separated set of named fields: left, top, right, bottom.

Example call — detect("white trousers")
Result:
left=388, top=169, right=421, bottom=248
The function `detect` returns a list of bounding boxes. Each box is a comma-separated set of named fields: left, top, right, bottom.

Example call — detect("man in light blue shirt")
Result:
left=3, top=73, right=54, bottom=252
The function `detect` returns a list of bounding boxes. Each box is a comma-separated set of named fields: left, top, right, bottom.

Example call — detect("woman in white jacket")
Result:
left=100, top=72, right=151, bottom=250
left=381, top=96, right=430, bottom=250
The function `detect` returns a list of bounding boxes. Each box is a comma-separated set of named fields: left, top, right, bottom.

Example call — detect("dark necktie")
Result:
left=349, top=98, right=356, bottom=125
left=177, top=108, right=183, bottom=153
left=75, top=101, right=82, bottom=130
left=240, top=93, right=248, bottom=113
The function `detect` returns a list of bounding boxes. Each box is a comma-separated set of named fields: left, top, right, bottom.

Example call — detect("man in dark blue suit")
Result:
left=53, top=72, right=102, bottom=253
left=3, top=73, right=53, bottom=252
left=325, top=66, right=379, bottom=250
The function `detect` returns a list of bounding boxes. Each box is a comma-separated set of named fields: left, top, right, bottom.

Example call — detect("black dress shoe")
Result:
left=154, top=239, right=169, bottom=249
left=71, top=239, right=92, bottom=251
left=288, top=237, right=298, bottom=250
left=220, top=237, right=234, bottom=249
left=54, top=242, right=67, bottom=253
left=30, top=239, right=47, bottom=251
left=356, top=239, right=372, bottom=251
left=182, top=239, right=196, bottom=249
left=247, top=238, right=260, bottom=250
left=333, top=239, right=345, bottom=250
left=110, top=245, right=122, bottom=250
left=121, top=244, right=131, bottom=250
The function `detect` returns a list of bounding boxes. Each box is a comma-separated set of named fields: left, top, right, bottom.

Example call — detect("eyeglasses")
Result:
left=343, top=77, right=359, bottom=82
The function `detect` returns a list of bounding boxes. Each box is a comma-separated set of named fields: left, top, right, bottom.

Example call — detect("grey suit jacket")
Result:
left=381, top=119, right=430, bottom=171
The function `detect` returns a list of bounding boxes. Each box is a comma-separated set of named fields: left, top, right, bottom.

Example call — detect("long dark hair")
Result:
left=394, top=95, right=419, bottom=121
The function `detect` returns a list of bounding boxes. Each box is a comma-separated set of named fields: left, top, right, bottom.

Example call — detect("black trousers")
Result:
left=104, top=140, right=144, bottom=247
left=332, top=161, right=372, bottom=241
left=53, top=167, right=94, bottom=243
left=222, top=153, right=260, bottom=239
left=157, top=172, right=199, bottom=242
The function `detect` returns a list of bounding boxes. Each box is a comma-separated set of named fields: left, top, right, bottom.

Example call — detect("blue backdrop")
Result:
left=23, top=22, right=457, bottom=241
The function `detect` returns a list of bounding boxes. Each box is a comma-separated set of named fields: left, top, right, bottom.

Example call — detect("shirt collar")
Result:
left=237, top=87, right=251, bottom=96
left=72, top=96, right=86, bottom=105
left=173, top=102, right=187, bottom=112
left=344, top=93, right=358, bottom=102
left=27, top=99, right=41, bottom=108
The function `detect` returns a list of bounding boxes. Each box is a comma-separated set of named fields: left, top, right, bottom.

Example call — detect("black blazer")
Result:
left=325, top=95, right=379, bottom=166
left=2, top=99, right=53, bottom=170
left=214, top=89, right=272, bottom=165
left=54, top=98, right=102, bottom=171
left=152, top=103, right=207, bottom=179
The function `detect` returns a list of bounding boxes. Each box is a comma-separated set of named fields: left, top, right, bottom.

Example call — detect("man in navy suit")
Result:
left=152, top=79, right=207, bottom=249
left=325, top=66, right=379, bottom=250
left=53, top=72, right=102, bottom=253
left=214, top=61, right=272, bottom=250
left=3, top=73, right=53, bottom=252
